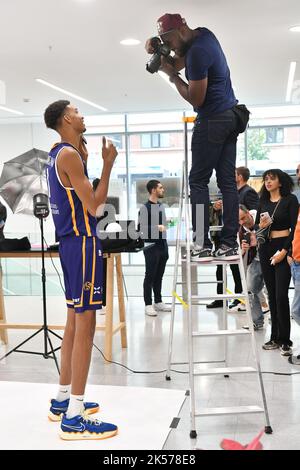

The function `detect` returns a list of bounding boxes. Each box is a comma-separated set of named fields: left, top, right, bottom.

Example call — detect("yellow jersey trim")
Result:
left=66, top=189, right=80, bottom=236
left=83, top=206, right=92, bottom=237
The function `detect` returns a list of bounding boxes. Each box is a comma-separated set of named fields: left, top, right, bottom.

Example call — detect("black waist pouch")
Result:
left=232, top=104, right=250, bottom=133
left=0, top=236, right=31, bottom=251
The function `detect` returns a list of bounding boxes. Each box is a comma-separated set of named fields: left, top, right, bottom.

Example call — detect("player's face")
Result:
left=64, top=105, right=86, bottom=133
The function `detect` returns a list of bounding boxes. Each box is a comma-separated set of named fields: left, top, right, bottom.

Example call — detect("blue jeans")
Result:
left=247, top=258, right=264, bottom=326
left=189, top=108, right=239, bottom=248
left=291, top=261, right=300, bottom=327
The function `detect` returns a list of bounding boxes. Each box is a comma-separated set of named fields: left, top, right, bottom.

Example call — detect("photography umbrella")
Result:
left=0, top=148, right=49, bottom=214
left=0, top=148, right=62, bottom=373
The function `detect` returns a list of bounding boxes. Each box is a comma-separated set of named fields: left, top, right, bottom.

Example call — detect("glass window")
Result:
left=151, top=133, right=160, bottom=148
left=85, top=134, right=128, bottom=219
left=141, top=134, right=151, bottom=148
left=109, top=133, right=123, bottom=149
left=247, top=126, right=300, bottom=176
left=265, top=127, right=284, bottom=144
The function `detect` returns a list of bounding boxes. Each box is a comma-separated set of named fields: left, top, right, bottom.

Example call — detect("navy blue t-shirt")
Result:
left=185, top=28, right=237, bottom=118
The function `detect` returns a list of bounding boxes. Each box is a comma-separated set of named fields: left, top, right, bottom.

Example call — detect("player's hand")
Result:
left=102, top=136, right=117, bottom=165
left=158, top=225, right=167, bottom=232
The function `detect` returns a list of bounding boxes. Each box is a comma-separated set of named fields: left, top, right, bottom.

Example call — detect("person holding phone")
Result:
left=239, top=205, right=265, bottom=330
left=256, top=169, right=298, bottom=355
left=44, top=100, right=118, bottom=440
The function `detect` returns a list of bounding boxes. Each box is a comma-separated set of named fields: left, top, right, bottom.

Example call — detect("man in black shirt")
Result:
left=236, top=166, right=259, bottom=210
left=139, top=180, right=170, bottom=316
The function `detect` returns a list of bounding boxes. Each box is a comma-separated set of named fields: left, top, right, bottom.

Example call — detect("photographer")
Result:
left=139, top=180, right=171, bottom=317
left=145, top=14, right=249, bottom=260
left=256, top=170, right=298, bottom=355
left=239, top=205, right=264, bottom=330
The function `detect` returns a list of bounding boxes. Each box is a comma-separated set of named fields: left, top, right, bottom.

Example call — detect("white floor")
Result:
left=1, top=293, right=300, bottom=450
left=0, top=381, right=186, bottom=450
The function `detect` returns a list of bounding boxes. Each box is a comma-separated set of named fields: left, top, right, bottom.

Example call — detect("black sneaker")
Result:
left=288, top=354, right=300, bottom=365
left=206, top=300, right=223, bottom=309
left=191, top=247, right=213, bottom=262
left=214, top=244, right=239, bottom=260
left=262, top=340, right=279, bottom=350
left=279, top=344, right=293, bottom=356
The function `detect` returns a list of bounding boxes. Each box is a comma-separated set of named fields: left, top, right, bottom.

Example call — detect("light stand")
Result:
left=0, top=193, right=62, bottom=374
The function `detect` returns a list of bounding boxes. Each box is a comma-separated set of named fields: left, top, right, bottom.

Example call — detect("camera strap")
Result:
left=270, top=198, right=282, bottom=221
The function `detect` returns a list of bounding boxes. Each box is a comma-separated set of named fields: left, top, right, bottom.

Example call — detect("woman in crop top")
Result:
left=255, top=169, right=299, bottom=356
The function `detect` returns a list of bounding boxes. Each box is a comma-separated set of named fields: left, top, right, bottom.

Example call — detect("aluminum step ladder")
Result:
left=166, top=117, right=272, bottom=439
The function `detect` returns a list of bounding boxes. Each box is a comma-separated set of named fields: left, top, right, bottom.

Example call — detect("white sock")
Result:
left=66, top=394, right=85, bottom=419
left=56, top=384, right=71, bottom=402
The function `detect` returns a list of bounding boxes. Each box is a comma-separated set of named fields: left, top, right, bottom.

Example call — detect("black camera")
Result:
left=242, top=232, right=251, bottom=245
left=146, top=37, right=171, bottom=74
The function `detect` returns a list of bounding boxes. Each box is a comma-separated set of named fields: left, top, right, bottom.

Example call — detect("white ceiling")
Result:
left=0, top=0, right=300, bottom=119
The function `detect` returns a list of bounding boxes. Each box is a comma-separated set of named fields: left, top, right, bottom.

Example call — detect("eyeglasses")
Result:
left=297, top=169, right=300, bottom=174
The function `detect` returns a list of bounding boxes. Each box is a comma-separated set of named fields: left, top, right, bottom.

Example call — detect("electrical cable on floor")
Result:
left=42, top=234, right=300, bottom=377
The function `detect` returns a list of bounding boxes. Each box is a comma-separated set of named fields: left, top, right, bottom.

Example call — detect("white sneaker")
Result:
left=145, top=305, right=157, bottom=316
left=154, top=302, right=171, bottom=312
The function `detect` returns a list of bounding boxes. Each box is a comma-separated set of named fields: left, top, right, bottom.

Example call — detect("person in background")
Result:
left=257, top=169, right=298, bottom=356
left=139, top=180, right=171, bottom=317
left=207, top=167, right=259, bottom=311
left=207, top=196, right=243, bottom=309
left=0, top=201, right=7, bottom=241
left=293, top=163, right=300, bottom=204
left=287, top=207, right=300, bottom=364
left=239, top=205, right=264, bottom=330
left=236, top=166, right=259, bottom=210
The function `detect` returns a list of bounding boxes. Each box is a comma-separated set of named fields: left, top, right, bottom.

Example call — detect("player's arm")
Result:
left=58, top=137, right=117, bottom=217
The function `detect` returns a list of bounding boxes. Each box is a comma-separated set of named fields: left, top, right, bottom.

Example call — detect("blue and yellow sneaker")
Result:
left=48, top=398, right=99, bottom=422
left=59, top=412, right=118, bottom=440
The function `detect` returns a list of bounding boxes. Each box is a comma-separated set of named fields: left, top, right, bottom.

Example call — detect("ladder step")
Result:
left=193, top=366, right=257, bottom=376
left=191, top=294, right=246, bottom=301
left=195, top=405, right=264, bottom=417
left=192, top=329, right=250, bottom=337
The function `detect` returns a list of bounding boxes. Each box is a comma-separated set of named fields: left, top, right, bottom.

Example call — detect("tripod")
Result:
left=0, top=216, right=62, bottom=374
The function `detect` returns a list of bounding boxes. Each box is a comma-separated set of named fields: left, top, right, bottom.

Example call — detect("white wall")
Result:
left=0, top=122, right=57, bottom=243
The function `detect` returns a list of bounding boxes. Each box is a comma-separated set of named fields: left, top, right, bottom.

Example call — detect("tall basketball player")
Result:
left=44, top=100, right=118, bottom=440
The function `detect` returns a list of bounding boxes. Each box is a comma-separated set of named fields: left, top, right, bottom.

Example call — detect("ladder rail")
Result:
left=237, top=239, right=272, bottom=429
left=166, top=161, right=185, bottom=379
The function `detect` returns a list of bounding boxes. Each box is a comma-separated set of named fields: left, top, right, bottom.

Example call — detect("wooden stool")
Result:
left=103, top=252, right=127, bottom=361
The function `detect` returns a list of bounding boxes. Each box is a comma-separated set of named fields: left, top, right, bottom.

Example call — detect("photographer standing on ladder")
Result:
left=145, top=13, right=249, bottom=260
